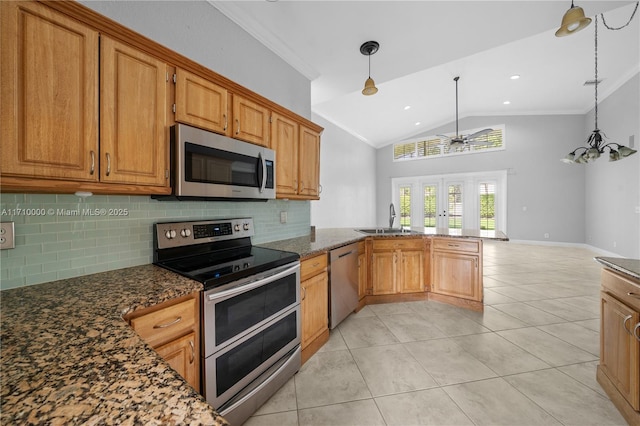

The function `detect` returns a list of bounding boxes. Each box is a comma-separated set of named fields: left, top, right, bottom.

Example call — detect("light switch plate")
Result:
left=0, top=222, right=15, bottom=249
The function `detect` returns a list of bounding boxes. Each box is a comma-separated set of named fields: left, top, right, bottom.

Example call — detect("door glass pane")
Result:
left=448, top=184, right=463, bottom=229
left=479, top=182, right=496, bottom=230
left=399, top=186, right=411, bottom=227
left=423, top=185, right=437, bottom=228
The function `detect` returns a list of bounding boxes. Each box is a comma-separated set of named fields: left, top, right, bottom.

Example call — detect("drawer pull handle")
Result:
left=312, top=262, right=320, bottom=267
left=189, top=339, right=195, bottom=363
left=447, top=244, right=460, bottom=248
left=623, top=315, right=633, bottom=336
left=153, top=316, right=182, bottom=329
left=627, top=292, right=640, bottom=299
left=634, top=323, right=640, bottom=342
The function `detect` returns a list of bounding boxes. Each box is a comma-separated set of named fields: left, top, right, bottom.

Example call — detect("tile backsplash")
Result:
left=0, top=194, right=310, bottom=290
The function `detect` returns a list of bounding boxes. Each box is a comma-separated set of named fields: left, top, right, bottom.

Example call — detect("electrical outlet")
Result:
left=0, top=222, right=15, bottom=249
left=280, top=211, right=287, bottom=224
left=544, top=233, right=550, bottom=239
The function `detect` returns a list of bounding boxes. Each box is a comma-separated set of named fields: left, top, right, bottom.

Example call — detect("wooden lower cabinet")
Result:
left=155, top=331, right=198, bottom=389
left=126, top=292, right=200, bottom=392
left=430, top=237, right=482, bottom=310
left=300, top=253, right=329, bottom=364
left=357, top=241, right=367, bottom=300
left=371, top=238, right=425, bottom=296
left=597, top=268, right=640, bottom=425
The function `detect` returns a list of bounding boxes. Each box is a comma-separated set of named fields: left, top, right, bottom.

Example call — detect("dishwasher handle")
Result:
left=338, top=250, right=355, bottom=259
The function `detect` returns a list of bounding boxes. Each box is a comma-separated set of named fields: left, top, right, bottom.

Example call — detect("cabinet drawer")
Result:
left=301, top=253, right=328, bottom=281
left=373, top=238, right=424, bottom=251
left=432, top=238, right=479, bottom=254
left=602, top=269, right=640, bottom=312
left=130, top=298, right=196, bottom=347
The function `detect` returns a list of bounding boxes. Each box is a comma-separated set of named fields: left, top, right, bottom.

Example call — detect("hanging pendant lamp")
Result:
left=561, top=15, right=636, bottom=164
left=360, top=41, right=379, bottom=96
left=555, top=0, right=592, bottom=37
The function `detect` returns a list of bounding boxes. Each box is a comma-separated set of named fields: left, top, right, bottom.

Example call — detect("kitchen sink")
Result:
left=356, top=228, right=421, bottom=235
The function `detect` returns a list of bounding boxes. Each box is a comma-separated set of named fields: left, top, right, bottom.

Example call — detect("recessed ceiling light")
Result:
left=510, top=75, right=520, bottom=80
left=503, top=101, right=511, bottom=105
left=404, top=105, right=411, bottom=110
left=415, top=122, right=421, bottom=126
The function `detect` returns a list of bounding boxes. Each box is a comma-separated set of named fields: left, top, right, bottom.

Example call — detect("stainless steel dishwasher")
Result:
left=329, top=243, right=359, bottom=328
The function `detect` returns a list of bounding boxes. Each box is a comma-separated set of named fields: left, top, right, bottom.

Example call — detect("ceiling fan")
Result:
left=438, top=76, right=493, bottom=150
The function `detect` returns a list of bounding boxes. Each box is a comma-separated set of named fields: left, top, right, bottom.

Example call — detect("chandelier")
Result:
left=562, top=13, right=637, bottom=164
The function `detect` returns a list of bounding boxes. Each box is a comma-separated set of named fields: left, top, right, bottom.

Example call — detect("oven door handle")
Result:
left=207, top=263, right=299, bottom=301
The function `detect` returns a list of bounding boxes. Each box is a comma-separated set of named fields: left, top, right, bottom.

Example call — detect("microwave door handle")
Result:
left=258, top=152, right=267, bottom=193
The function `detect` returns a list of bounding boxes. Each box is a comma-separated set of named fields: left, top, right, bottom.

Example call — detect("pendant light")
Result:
left=360, top=41, right=379, bottom=96
left=555, top=1, right=592, bottom=37
left=561, top=15, right=637, bottom=164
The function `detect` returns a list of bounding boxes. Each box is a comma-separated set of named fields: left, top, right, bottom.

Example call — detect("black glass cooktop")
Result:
left=156, top=245, right=299, bottom=289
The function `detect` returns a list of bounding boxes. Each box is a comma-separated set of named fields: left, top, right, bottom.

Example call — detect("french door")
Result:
left=393, top=170, right=506, bottom=233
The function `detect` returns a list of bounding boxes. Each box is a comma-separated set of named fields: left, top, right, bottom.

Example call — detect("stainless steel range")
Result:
left=153, top=218, right=301, bottom=425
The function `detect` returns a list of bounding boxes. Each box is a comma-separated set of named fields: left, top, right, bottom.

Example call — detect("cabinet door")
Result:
left=372, top=251, right=396, bottom=295
left=432, top=251, right=481, bottom=301
left=232, top=95, right=270, bottom=147
left=600, top=292, right=640, bottom=410
left=301, top=272, right=328, bottom=349
left=400, top=250, right=425, bottom=293
left=100, top=36, right=168, bottom=186
left=298, top=126, right=321, bottom=198
left=155, top=331, right=199, bottom=392
left=271, top=112, right=299, bottom=197
left=175, top=68, right=229, bottom=135
left=1, top=1, right=98, bottom=181
left=358, top=252, right=367, bottom=300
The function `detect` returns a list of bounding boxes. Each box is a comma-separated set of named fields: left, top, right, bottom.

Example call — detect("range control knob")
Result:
left=243, top=223, right=250, bottom=231
left=180, top=229, right=191, bottom=238
left=165, top=229, right=177, bottom=239
left=234, top=224, right=241, bottom=232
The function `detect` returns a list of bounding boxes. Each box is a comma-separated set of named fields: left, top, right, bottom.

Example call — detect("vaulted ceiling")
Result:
left=211, top=1, right=639, bottom=147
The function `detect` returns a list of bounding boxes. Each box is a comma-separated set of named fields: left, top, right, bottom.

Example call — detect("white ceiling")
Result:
left=211, top=1, right=639, bottom=148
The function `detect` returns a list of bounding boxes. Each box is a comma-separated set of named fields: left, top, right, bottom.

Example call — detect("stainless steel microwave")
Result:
left=161, top=123, right=275, bottom=201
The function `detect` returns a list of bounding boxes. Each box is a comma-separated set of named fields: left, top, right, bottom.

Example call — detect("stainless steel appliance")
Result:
left=153, top=218, right=300, bottom=425
left=329, top=243, right=359, bottom=329
left=158, top=123, right=276, bottom=200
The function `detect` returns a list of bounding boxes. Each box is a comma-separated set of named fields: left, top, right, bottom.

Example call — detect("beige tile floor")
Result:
left=243, top=241, right=628, bottom=426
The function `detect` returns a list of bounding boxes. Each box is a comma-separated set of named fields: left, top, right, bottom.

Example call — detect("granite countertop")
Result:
left=259, top=227, right=509, bottom=259
left=0, top=265, right=228, bottom=426
left=595, top=257, right=640, bottom=281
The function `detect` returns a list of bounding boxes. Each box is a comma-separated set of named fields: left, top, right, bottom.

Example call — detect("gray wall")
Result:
left=376, top=115, right=587, bottom=244
left=310, top=114, right=377, bottom=228
left=584, top=74, right=640, bottom=258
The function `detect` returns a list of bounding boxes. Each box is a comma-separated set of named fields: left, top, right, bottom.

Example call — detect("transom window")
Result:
left=393, top=125, right=505, bottom=161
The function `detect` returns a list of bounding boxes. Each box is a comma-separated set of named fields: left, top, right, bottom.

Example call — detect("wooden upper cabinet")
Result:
left=0, top=1, right=99, bottom=181
left=100, top=36, right=168, bottom=186
left=174, top=68, right=229, bottom=135
left=298, top=125, right=321, bottom=198
left=232, top=94, right=270, bottom=147
left=270, top=112, right=299, bottom=196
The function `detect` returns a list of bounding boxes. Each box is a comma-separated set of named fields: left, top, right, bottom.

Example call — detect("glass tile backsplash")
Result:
left=0, top=194, right=310, bottom=290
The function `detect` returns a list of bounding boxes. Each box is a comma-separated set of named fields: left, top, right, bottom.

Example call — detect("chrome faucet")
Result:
left=389, top=203, right=396, bottom=229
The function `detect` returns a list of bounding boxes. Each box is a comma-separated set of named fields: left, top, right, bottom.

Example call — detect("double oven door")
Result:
left=202, top=261, right=301, bottom=411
